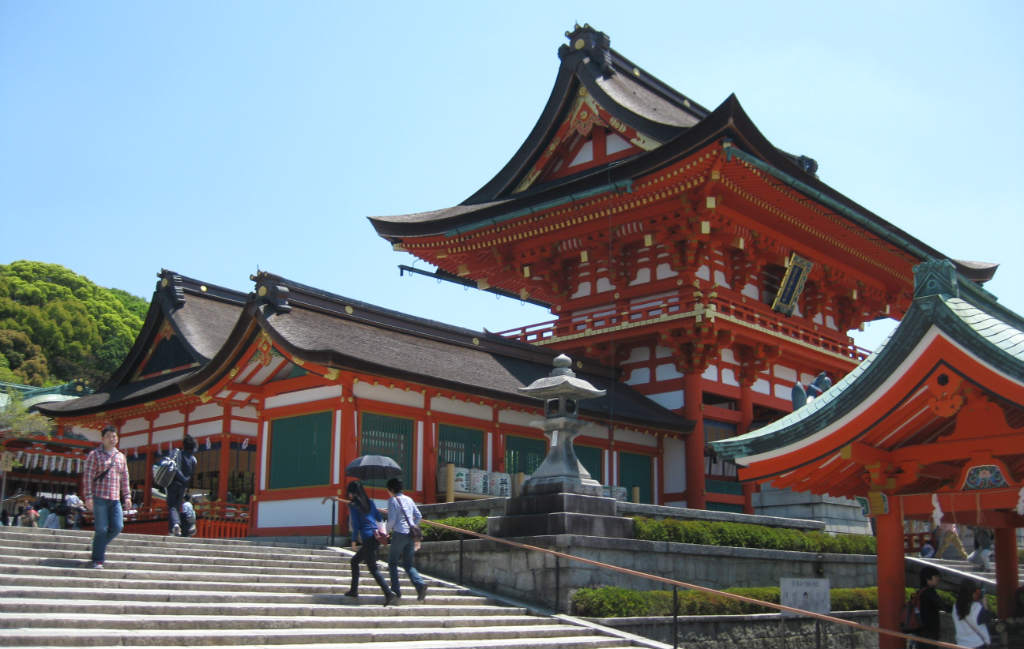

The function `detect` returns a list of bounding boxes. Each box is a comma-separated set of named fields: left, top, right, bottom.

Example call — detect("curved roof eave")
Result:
left=709, top=280, right=1024, bottom=466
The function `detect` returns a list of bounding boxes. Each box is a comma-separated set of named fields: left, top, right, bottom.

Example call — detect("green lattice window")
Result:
left=575, top=444, right=603, bottom=483
left=268, top=412, right=332, bottom=489
left=438, top=424, right=484, bottom=469
left=619, top=451, right=653, bottom=503
left=504, top=435, right=546, bottom=475
left=360, top=413, right=413, bottom=488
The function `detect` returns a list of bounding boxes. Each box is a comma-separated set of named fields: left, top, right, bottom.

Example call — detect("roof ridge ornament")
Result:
left=913, top=259, right=959, bottom=300
left=158, top=271, right=186, bottom=308
left=560, top=23, right=613, bottom=78
left=252, top=272, right=292, bottom=315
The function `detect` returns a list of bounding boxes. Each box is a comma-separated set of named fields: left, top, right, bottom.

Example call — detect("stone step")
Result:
left=0, top=624, right=593, bottom=646
left=0, top=528, right=646, bottom=648
left=0, top=597, right=527, bottom=618
left=0, top=611, right=553, bottom=630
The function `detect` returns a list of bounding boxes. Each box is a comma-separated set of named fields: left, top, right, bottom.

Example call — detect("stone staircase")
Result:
left=0, top=527, right=656, bottom=648
left=906, top=554, right=1022, bottom=593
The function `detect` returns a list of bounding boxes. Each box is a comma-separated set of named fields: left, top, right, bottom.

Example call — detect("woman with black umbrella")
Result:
left=343, top=480, right=396, bottom=606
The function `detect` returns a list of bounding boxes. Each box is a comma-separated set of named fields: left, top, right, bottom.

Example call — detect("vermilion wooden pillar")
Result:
left=875, top=496, right=905, bottom=649
left=738, top=384, right=755, bottom=514
left=994, top=526, right=1019, bottom=618
left=683, top=372, right=706, bottom=509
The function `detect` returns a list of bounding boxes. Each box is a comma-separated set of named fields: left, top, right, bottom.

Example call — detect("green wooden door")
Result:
left=619, top=451, right=653, bottom=503
left=269, top=412, right=332, bottom=489
left=438, top=424, right=484, bottom=469
left=504, top=435, right=546, bottom=475
left=360, top=413, right=413, bottom=488
left=575, top=444, right=603, bottom=483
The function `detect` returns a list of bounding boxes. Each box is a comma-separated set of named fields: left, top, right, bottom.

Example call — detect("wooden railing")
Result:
left=422, top=518, right=972, bottom=649
left=495, top=294, right=872, bottom=362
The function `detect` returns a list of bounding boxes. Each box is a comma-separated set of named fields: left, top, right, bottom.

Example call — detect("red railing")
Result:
left=89, top=501, right=251, bottom=539
left=496, top=294, right=872, bottom=362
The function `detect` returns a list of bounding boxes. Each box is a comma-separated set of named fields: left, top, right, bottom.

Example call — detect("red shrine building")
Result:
left=35, top=271, right=687, bottom=536
left=29, top=26, right=1004, bottom=538
left=369, top=25, right=996, bottom=515
left=711, top=259, right=1024, bottom=645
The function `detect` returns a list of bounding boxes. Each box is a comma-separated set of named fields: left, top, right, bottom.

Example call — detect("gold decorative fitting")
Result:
left=293, top=358, right=305, bottom=367
left=257, top=285, right=268, bottom=297
left=200, top=285, right=207, bottom=292
left=705, top=196, right=716, bottom=209
left=700, top=220, right=711, bottom=235
left=574, top=38, right=585, bottom=50
left=324, top=368, right=339, bottom=381
left=643, top=234, right=653, bottom=247
left=522, top=265, right=531, bottom=278
left=476, top=279, right=489, bottom=290
left=199, top=394, right=212, bottom=404
left=472, top=337, right=480, bottom=346
left=229, top=368, right=238, bottom=378
left=632, top=67, right=640, bottom=76
left=345, top=305, right=354, bottom=314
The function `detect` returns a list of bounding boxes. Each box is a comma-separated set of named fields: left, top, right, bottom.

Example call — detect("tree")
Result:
left=0, top=389, right=53, bottom=439
left=0, top=261, right=148, bottom=387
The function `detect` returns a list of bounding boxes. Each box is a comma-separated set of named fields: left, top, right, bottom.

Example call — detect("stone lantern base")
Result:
left=487, top=487, right=634, bottom=538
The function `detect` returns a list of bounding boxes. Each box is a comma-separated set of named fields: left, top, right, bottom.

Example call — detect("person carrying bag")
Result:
left=385, top=477, right=427, bottom=601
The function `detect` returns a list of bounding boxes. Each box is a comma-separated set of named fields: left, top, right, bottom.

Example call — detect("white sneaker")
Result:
left=171, top=524, right=181, bottom=537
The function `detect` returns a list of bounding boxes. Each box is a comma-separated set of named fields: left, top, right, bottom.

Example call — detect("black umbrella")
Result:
left=345, top=455, right=403, bottom=481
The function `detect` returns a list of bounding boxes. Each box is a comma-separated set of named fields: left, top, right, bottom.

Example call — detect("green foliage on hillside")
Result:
left=0, top=261, right=148, bottom=387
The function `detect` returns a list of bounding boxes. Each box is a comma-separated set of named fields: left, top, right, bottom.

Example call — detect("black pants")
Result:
left=350, top=536, right=390, bottom=595
left=166, top=482, right=185, bottom=533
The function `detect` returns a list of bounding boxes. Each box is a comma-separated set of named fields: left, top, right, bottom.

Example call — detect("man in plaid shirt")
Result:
left=83, top=425, right=132, bottom=568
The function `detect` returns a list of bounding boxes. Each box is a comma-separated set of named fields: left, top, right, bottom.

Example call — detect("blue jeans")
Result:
left=388, top=532, right=424, bottom=594
left=91, top=498, right=123, bottom=563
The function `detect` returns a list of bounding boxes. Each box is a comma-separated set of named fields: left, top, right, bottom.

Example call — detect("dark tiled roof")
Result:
left=38, top=269, right=692, bottom=435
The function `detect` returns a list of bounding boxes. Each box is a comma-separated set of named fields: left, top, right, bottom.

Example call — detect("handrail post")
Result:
left=329, top=499, right=336, bottom=547
left=673, top=585, right=679, bottom=649
left=554, top=555, right=560, bottom=613
left=458, top=533, right=464, bottom=584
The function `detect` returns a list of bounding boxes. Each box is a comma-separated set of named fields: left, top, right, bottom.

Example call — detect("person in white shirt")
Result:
left=385, top=478, right=427, bottom=601
left=953, top=581, right=991, bottom=648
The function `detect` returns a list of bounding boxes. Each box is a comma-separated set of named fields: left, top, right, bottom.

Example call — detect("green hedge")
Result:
left=572, top=585, right=896, bottom=617
left=421, top=515, right=487, bottom=541
left=632, top=517, right=877, bottom=554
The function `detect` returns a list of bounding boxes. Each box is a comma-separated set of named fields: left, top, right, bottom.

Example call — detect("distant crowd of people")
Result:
left=1, top=487, right=87, bottom=530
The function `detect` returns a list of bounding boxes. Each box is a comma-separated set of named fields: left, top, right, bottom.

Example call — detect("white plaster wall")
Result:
left=191, top=403, right=223, bottom=421
left=663, top=436, right=686, bottom=492
left=120, top=418, right=148, bottom=434
left=430, top=396, right=492, bottom=421
left=655, top=346, right=674, bottom=359
left=353, top=382, right=424, bottom=409
left=721, top=368, right=739, bottom=387
left=596, top=277, right=614, bottom=293
left=153, top=428, right=184, bottom=446
left=571, top=281, right=592, bottom=299
left=578, top=421, right=610, bottom=440
left=774, top=384, right=792, bottom=400
left=498, top=409, right=539, bottom=428
left=655, top=263, right=677, bottom=279
left=702, top=365, right=718, bottom=381
left=120, top=434, right=146, bottom=451
left=615, top=429, right=657, bottom=447
left=742, top=283, right=759, bottom=300
left=71, top=426, right=100, bottom=442
left=713, top=270, right=730, bottom=288
left=265, top=385, right=344, bottom=410
left=656, top=363, right=683, bottom=381
left=233, top=406, right=259, bottom=419
left=773, top=365, right=797, bottom=382
left=647, top=391, right=683, bottom=411
left=753, top=379, right=771, bottom=395
left=625, top=346, right=650, bottom=363
left=154, top=411, right=185, bottom=428
left=258, top=498, right=334, bottom=529
left=696, top=265, right=710, bottom=280
left=629, top=268, right=651, bottom=286
left=188, top=419, right=223, bottom=437
left=720, top=348, right=736, bottom=364
left=231, top=420, right=260, bottom=436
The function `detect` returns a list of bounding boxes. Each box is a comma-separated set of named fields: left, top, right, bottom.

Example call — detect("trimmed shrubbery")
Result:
left=572, top=585, right=893, bottom=617
left=632, top=517, right=877, bottom=554
left=421, top=515, right=487, bottom=541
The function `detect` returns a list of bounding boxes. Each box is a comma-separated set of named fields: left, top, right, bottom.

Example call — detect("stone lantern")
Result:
left=487, top=354, right=634, bottom=539
left=518, top=354, right=605, bottom=497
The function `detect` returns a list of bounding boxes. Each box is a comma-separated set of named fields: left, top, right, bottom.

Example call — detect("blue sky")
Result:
left=2, top=2, right=1021, bottom=352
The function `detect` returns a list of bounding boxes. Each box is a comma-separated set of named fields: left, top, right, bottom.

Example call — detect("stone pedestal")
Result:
left=487, top=491, right=634, bottom=538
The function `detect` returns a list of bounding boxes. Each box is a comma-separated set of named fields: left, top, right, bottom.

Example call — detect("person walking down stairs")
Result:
left=344, top=481, right=396, bottom=606
left=83, top=425, right=132, bottom=569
